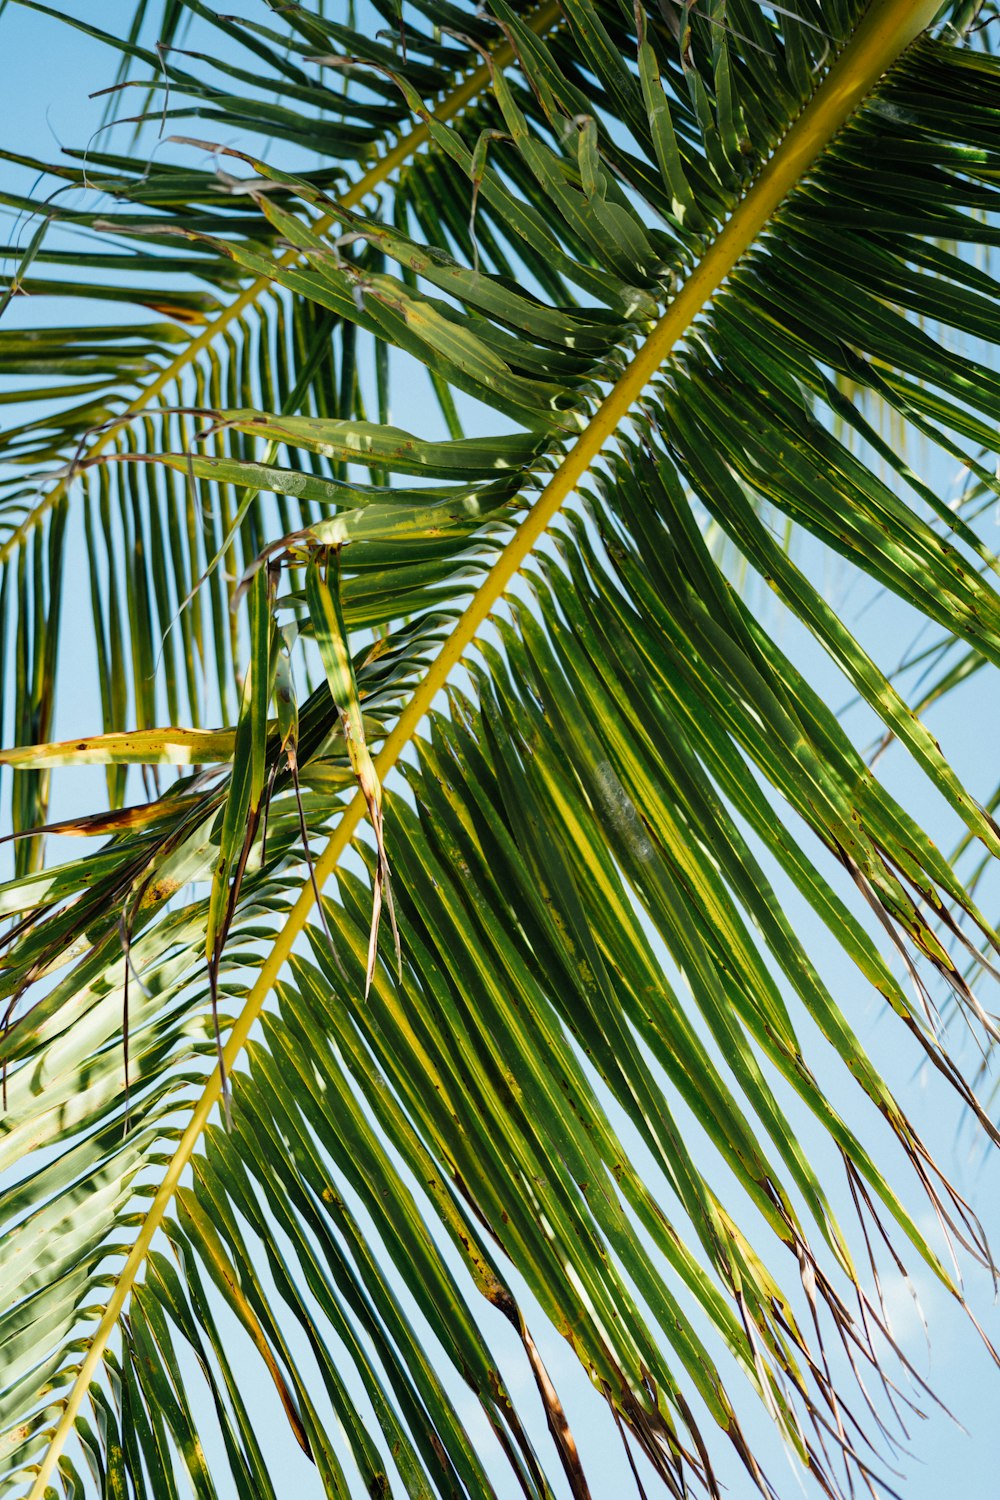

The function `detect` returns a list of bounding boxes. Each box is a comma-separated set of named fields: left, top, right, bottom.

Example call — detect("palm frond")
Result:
left=0, top=0, right=562, bottom=854
left=2, top=3, right=1000, bottom=1498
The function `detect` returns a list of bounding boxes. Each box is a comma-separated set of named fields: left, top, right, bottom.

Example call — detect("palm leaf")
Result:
left=0, top=0, right=563, bottom=855
left=2, top=2, right=1000, bottom=1497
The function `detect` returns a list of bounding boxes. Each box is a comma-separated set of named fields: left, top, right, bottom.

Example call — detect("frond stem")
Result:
left=25, top=1, right=941, bottom=1491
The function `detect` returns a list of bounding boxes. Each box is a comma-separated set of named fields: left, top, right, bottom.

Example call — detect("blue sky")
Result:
left=2, top=3, right=1000, bottom=1497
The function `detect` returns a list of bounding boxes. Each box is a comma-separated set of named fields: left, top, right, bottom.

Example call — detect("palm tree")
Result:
left=2, top=0, right=999, bottom=1494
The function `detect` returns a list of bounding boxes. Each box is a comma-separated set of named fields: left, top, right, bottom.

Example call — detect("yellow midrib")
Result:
left=0, top=0, right=562, bottom=567
left=25, top=1, right=941, bottom=1493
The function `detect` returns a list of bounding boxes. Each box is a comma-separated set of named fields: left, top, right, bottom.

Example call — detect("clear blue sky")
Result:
left=2, top=4, right=999, bottom=1498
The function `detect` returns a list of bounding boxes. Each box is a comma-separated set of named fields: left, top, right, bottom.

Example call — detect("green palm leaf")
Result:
left=2, top=2, right=1000, bottom=1497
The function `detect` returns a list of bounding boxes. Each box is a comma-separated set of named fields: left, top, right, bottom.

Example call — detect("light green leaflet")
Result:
left=305, top=549, right=400, bottom=994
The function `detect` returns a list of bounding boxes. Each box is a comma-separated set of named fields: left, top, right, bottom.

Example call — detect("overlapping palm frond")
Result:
left=0, top=0, right=564, bottom=855
left=2, top=2, right=1000, bottom=1498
